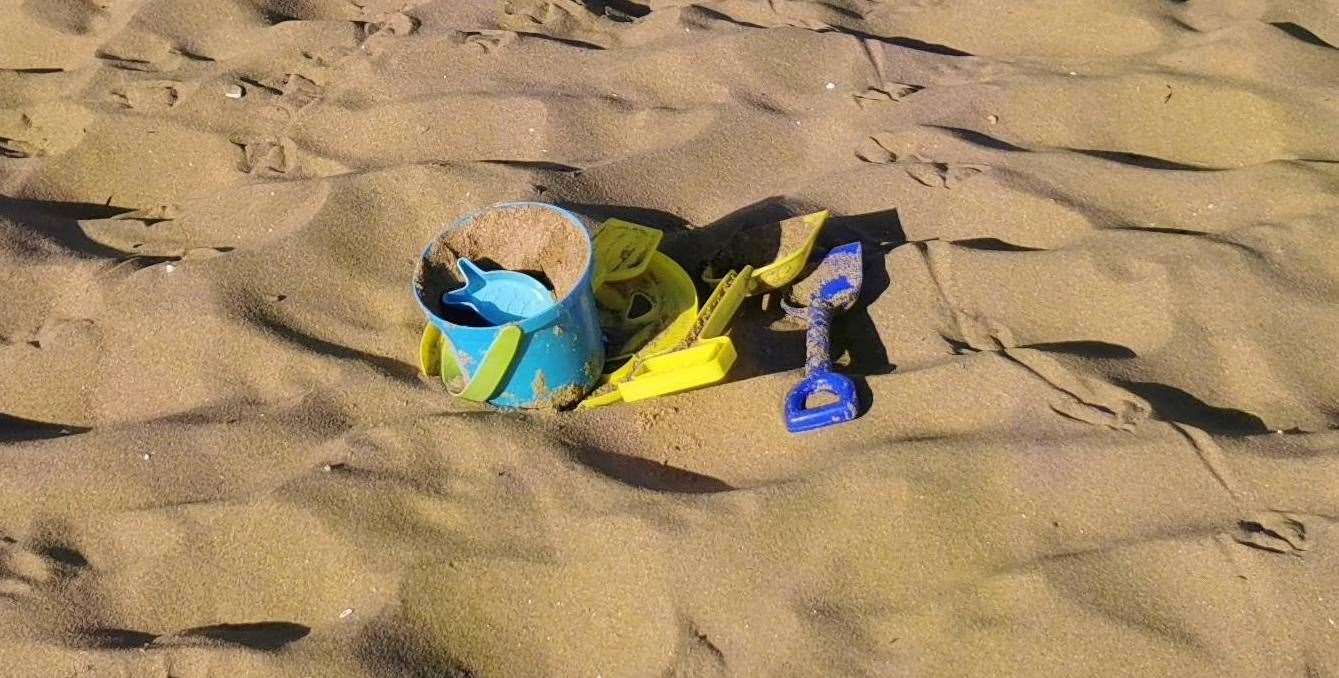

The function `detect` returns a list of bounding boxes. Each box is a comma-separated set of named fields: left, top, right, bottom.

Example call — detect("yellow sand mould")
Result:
left=580, top=218, right=702, bottom=408
left=593, top=218, right=662, bottom=288
left=596, top=251, right=698, bottom=363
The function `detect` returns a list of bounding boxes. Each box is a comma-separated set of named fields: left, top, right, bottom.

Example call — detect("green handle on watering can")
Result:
left=419, top=324, right=521, bottom=403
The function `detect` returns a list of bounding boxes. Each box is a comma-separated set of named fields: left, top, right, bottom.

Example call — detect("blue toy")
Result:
left=783, top=242, right=864, bottom=433
left=442, top=257, right=556, bottom=326
left=413, top=202, right=605, bottom=409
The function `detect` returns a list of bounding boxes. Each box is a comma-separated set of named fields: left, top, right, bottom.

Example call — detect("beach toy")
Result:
left=442, top=258, right=556, bottom=325
left=616, top=336, right=737, bottom=402
left=592, top=218, right=673, bottom=359
left=413, top=202, right=604, bottom=409
left=581, top=333, right=739, bottom=408
left=688, top=266, right=752, bottom=343
left=579, top=264, right=752, bottom=409
left=593, top=219, right=662, bottom=287
left=783, top=241, right=864, bottom=433
left=577, top=249, right=698, bottom=409
left=420, top=322, right=523, bottom=402
left=596, top=251, right=697, bottom=362
left=703, top=211, right=829, bottom=296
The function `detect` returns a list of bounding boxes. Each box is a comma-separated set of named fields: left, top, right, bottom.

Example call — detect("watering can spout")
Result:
left=456, top=258, right=489, bottom=289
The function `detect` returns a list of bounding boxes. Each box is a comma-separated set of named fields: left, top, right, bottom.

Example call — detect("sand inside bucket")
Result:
left=417, top=205, right=589, bottom=317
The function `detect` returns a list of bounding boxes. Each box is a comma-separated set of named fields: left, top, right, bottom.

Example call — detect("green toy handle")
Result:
left=420, top=324, right=521, bottom=403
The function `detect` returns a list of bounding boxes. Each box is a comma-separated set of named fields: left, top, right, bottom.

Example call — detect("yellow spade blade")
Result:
left=702, top=210, right=829, bottom=296
left=616, top=336, right=737, bottom=402
left=690, top=265, right=753, bottom=343
left=750, top=210, right=827, bottom=294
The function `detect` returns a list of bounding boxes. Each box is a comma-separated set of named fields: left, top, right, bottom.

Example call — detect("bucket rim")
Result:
left=412, top=202, right=595, bottom=334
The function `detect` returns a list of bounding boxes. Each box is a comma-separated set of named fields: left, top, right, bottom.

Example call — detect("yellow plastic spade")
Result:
left=579, top=249, right=699, bottom=409
left=578, top=216, right=773, bottom=409
left=703, top=210, right=829, bottom=296
left=688, top=265, right=753, bottom=343
left=616, top=336, right=737, bottom=402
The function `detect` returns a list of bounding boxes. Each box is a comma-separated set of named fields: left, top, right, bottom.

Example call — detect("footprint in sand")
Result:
left=852, top=82, right=924, bottom=108
left=28, top=317, right=96, bottom=350
left=855, top=133, right=901, bottom=164
left=233, top=135, right=298, bottom=177
left=0, top=535, right=90, bottom=601
left=904, top=161, right=987, bottom=189
left=854, top=136, right=988, bottom=188
left=234, top=72, right=325, bottom=111
left=300, top=45, right=356, bottom=68
left=460, top=29, right=518, bottom=53
left=498, top=0, right=611, bottom=48
left=364, top=12, right=419, bottom=38
left=112, top=80, right=193, bottom=110
left=279, top=73, right=324, bottom=110
left=922, top=57, right=1014, bottom=85
left=358, top=11, right=420, bottom=53
left=1235, top=512, right=1310, bottom=555
left=125, top=203, right=182, bottom=223
left=95, top=31, right=183, bottom=73
left=0, top=102, right=92, bottom=158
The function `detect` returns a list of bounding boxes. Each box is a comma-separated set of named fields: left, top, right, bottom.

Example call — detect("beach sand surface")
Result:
left=3, top=0, right=1339, bottom=675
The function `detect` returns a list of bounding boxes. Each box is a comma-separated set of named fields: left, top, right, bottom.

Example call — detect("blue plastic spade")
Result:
left=783, top=241, right=864, bottom=434
left=442, top=257, right=557, bottom=326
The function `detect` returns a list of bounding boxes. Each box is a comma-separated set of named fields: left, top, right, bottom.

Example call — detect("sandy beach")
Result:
left=3, top=0, right=1339, bottom=675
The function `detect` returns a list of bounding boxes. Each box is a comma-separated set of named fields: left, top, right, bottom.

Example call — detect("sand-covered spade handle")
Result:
left=784, top=242, right=863, bottom=434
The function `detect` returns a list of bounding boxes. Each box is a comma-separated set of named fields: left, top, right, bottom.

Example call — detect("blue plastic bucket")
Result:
left=413, top=202, right=604, bottom=409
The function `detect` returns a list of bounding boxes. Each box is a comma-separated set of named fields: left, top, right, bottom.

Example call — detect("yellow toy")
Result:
left=616, top=336, right=737, bottom=402
left=688, top=266, right=752, bottom=343
left=596, top=251, right=698, bottom=362
left=583, top=264, right=752, bottom=408
left=702, top=210, right=828, bottom=296
left=592, top=218, right=662, bottom=287
left=579, top=212, right=827, bottom=408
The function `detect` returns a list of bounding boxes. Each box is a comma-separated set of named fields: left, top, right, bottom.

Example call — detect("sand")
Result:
left=3, top=0, right=1339, bottom=675
left=416, top=204, right=588, bottom=305
left=708, top=212, right=815, bottom=275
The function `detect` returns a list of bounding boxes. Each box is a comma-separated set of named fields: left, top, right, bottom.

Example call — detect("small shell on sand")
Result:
left=224, top=84, right=244, bottom=99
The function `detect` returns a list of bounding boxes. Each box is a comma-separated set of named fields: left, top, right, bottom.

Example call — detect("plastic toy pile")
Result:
left=414, top=204, right=866, bottom=433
